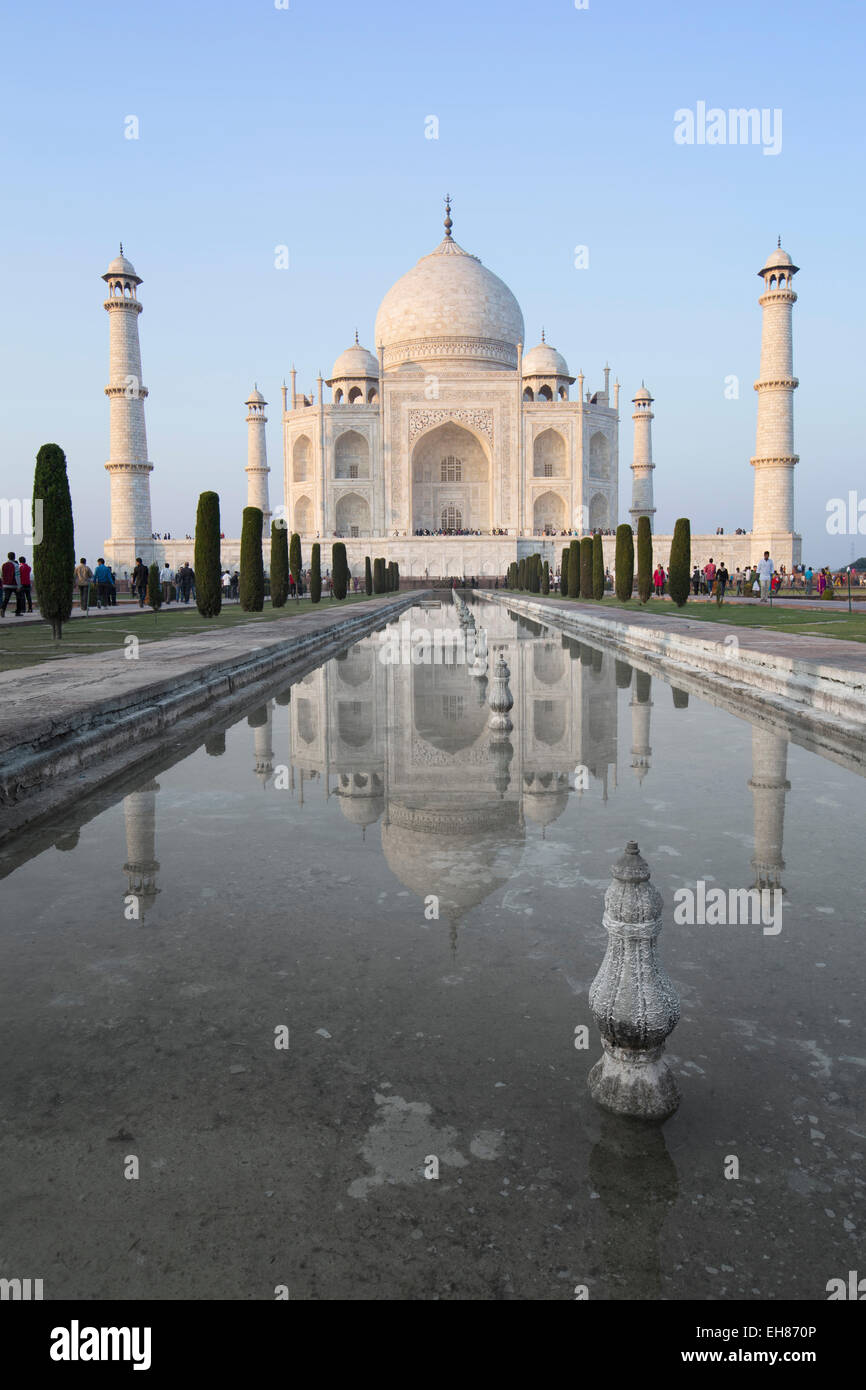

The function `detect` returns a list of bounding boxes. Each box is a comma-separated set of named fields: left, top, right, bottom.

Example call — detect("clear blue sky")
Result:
left=1, top=0, right=863, bottom=565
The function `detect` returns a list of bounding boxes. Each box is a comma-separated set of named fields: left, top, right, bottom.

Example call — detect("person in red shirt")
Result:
left=1, top=552, right=23, bottom=616
left=17, top=555, right=33, bottom=612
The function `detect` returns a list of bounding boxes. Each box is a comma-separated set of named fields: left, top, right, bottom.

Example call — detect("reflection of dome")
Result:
left=381, top=801, right=524, bottom=914
left=335, top=772, right=385, bottom=829
left=374, top=215, right=524, bottom=370
left=522, top=773, right=569, bottom=827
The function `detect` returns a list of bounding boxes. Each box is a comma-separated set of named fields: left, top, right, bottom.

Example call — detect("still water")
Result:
left=0, top=597, right=863, bottom=1300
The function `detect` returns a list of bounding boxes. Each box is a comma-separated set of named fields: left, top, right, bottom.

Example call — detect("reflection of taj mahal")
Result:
left=102, top=203, right=801, bottom=576
left=120, top=606, right=790, bottom=924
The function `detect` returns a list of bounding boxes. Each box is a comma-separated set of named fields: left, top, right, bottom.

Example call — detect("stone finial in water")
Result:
left=588, top=842, right=680, bottom=1120
left=488, top=652, right=514, bottom=733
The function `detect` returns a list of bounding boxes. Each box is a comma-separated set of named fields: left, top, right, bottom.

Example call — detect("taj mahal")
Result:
left=102, top=199, right=802, bottom=578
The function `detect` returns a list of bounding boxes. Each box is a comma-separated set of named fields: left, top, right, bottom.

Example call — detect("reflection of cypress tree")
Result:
left=205, top=731, right=226, bottom=756
left=615, top=659, right=633, bottom=689
left=273, top=688, right=292, bottom=707
left=247, top=706, right=269, bottom=729
left=671, top=686, right=689, bottom=709
left=580, top=644, right=593, bottom=667
left=591, top=647, right=603, bottom=673
left=588, top=1113, right=678, bottom=1299
left=561, top=633, right=582, bottom=659
left=54, top=830, right=80, bottom=851
left=635, top=669, right=652, bottom=703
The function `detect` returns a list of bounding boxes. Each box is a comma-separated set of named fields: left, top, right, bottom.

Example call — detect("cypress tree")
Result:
left=518, top=557, right=526, bottom=590
left=195, top=490, right=222, bottom=617
left=580, top=537, right=593, bottom=599
left=365, top=555, right=373, bottom=596
left=636, top=515, right=653, bottom=604
left=373, top=557, right=385, bottom=593
left=32, top=442, right=74, bottom=639
left=270, top=521, right=290, bottom=608
left=542, top=560, right=550, bottom=594
left=289, top=532, right=301, bottom=600
left=668, top=517, right=691, bottom=607
left=561, top=547, right=569, bottom=596
left=332, top=542, right=348, bottom=599
left=310, top=542, right=322, bottom=603
left=147, top=562, right=162, bottom=610
left=568, top=539, right=580, bottom=598
left=614, top=523, right=634, bottom=602
left=592, top=532, right=604, bottom=599
left=240, top=506, right=265, bottom=611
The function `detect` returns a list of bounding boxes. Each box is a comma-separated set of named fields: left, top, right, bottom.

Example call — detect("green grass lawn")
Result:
left=540, top=594, right=866, bottom=643
left=0, top=593, right=378, bottom=672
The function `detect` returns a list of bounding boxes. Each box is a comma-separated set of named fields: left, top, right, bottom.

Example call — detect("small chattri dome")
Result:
left=103, top=248, right=141, bottom=284
left=246, top=385, right=266, bottom=405
left=760, top=242, right=798, bottom=277
left=329, top=338, right=379, bottom=382
left=523, top=337, right=570, bottom=379
left=633, top=383, right=652, bottom=402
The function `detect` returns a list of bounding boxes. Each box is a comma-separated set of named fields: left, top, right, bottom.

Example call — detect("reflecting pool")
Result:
left=0, top=597, right=863, bottom=1299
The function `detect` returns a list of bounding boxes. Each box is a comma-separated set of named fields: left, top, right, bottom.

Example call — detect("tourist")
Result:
left=15, top=555, right=33, bottom=613
left=131, top=557, right=148, bottom=607
left=757, top=550, right=774, bottom=603
left=716, top=562, right=729, bottom=604
left=805, top=565, right=813, bottom=596
left=75, top=557, right=93, bottom=611
left=160, top=562, right=173, bottom=604
left=703, top=557, right=716, bottom=596
left=222, top=569, right=231, bottom=597
left=691, top=565, right=701, bottom=596
left=230, top=572, right=239, bottom=600
left=817, top=568, right=827, bottom=598
left=733, top=567, right=742, bottom=596
left=1, top=552, right=23, bottom=616
left=93, top=557, right=113, bottom=608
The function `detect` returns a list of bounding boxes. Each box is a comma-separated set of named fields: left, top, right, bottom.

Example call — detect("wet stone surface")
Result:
left=0, top=599, right=863, bottom=1299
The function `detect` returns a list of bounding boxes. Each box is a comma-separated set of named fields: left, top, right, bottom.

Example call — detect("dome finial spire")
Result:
left=354, top=328, right=359, bottom=345
left=541, top=326, right=545, bottom=343
left=119, top=241, right=123, bottom=255
left=778, top=234, right=781, bottom=248
left=443, top=193, right=453, bottom=240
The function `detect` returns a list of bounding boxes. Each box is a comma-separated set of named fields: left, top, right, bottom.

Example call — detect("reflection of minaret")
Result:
left=588, top=1113, right=678, bottom=1298
left=630, top=669, right=653, bottom=783
left=248, top=703, right=274, bottom=787
left=748, top=727, right=790, bottom=890
left=122, top=779, right=160, bottom=917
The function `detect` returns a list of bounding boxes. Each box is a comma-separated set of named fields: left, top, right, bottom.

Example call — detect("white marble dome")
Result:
left=246, top=385, right=266, bottom=404
left=374, top=233, right=525, bottom=371
left=523, top=339, right=570, bottom=379
left=330, top=340, right=379, bottom=381
left=103, top=251, right=140, bottom=283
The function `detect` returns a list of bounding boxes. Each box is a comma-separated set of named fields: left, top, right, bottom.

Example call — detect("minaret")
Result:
left=103, top=247, right=153, bottom=567
left=245, top=385, right=270, bottom=529
left=122, top=780, right=160, bottom=920
left=751, top=240, right=799, bottom=536
left=629, top=384, right=656, bottom=531
left=630, top=670, right=653, bottom=783
left=748, top=727, right=789, bottom=891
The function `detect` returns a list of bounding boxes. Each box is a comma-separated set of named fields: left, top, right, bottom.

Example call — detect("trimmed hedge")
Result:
left=668, top=517, right=691, bottom=607
left=332, top=542, right=348, bottom=600
left=636, top=515, right=652, bottom=605
left=568, top=539, right=580, bottom=598
left=592, top=532, right=604, bottom=600
left=195, top=491, right=222, bottom=617
left=310, top=542, right=321, bottom=603
left=147, top=562, right=162, bottom=610
left=614, top=523, right=634, bottom=602
left=240, top=506, right=265, bottom=611
left=580, top=537, right=593, bottom=599
left=32, top=442, right=75, bottom=639
left=365, top=556, right=373, bottom=596
left=270, top=521, right=289, bottom=607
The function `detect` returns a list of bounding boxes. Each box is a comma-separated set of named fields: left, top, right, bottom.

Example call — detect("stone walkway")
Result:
left=505, top=594, right=866, bottom=676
